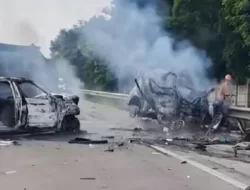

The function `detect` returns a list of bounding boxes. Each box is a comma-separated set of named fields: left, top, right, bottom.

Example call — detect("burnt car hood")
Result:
left=52, top=93, right=78, bottom=100
left=36, top=92, right=77, bottom=100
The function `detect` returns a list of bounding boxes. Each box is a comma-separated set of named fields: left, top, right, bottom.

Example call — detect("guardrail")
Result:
left=81, top=89, right=250, bottom=135
left=82, top=89, right=128, bottom=100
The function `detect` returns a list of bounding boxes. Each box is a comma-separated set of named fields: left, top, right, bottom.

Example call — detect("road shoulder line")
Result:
left=150, top=145, right=250, bottom=190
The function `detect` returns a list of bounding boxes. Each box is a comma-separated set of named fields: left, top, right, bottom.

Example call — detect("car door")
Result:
left=17, top=81, right=57, bottom=128
left=0, top=81, right=17, bottom=128
left=10, top=81, right=24, bottom=127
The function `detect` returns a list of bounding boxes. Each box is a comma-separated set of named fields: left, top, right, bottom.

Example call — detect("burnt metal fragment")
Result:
left=68, top=137, right=108, bottom=144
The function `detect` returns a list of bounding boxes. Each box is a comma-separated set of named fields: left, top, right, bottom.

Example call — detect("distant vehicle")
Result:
left=0, top=77, right=80, bottom=132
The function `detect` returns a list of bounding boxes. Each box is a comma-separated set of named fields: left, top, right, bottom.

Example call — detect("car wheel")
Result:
left=60, top=115, right=80, bottom=133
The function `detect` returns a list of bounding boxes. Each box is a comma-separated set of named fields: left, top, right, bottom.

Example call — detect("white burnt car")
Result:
left=0, top=77, right=80, bottom=132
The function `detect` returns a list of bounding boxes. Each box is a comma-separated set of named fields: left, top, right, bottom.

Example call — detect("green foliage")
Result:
left=223, top=0, right=250, bottom=49
left=50, top=0, right=250, bottom=90
left=166, top=0, right=250, bottom=81
left=50, top=25, right=118, bottom=92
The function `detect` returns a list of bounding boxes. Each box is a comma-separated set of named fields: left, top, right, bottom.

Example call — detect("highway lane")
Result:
left=0, top=141, right=240, bottom=190
left=0, top=100, right=249, bottom=190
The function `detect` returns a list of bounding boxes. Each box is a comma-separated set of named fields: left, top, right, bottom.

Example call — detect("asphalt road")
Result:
left=0, top=100, right=249, bottom=190
left=0, top=141, right=240, bottom=190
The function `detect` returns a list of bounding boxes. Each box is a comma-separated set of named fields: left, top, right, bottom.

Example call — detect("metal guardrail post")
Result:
left=235, top=84, right=238, bottom=106
left=246, top=79, right=250, bottom=108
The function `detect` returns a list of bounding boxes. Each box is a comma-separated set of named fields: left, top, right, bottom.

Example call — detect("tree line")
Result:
left=50, top=0, right=250, bottom=91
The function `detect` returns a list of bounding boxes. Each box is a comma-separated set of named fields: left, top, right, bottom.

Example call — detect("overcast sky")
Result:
left=0, top=0, right=112, bottom=57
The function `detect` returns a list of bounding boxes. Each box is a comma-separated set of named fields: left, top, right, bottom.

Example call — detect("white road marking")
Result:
left=150, top=145, right=250, bottom=190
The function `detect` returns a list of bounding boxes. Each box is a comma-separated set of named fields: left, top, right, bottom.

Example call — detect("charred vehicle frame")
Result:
left=0, top=77, right=80, bottom=132
left=128, top=72, right=179, bottom=127
left=127, top=71, right=230, bottom=133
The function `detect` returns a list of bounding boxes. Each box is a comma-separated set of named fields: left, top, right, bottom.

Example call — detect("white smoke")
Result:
left=0, top=0, right=216, bottom=96
left=80, top=0, right=216, bottom=92
left=0, top=0, right=112, bottom=57
left=0, top=0, right=111, bottom=96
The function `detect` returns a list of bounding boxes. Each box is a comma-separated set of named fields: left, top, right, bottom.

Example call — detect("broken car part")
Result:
left=0, top=77, right=80, bottom=133
left=68, top=137, right=108, bottom=144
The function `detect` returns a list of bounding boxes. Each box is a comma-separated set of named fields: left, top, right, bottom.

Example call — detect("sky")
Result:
left=0, top=0, right=112, bottom=57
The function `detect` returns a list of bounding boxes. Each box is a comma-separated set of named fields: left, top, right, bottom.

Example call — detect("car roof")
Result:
left=0, top=76, right=32, bottom=83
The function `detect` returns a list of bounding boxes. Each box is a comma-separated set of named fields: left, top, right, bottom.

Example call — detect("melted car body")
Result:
left=0, top=77, right=80, bottom=132
left=128, top=72, right=178, bottom=125
left=128, top=71, right=216, bottom=131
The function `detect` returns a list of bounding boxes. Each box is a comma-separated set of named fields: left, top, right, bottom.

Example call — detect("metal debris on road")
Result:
left=133, top=127, right=142, bottom=132
left=166, top=139, right=173, bottom=142
left=68, top=137, right=108, bottom=144
left=104, top=148, right=114, bottom=152
left=194, top=144, right=207, bottom=151
left=117, top=142, right=124, bottom=147
left=104, top=142, right=126, bottom=152
left=232, top=142, right=250, bottom=157
left=0, top=140, right=20, bottom=146
left=80, top=177, right=96, bottom=180
left=102, top=136, right=115, bottom=139
left=5, top=170, right=17, bottom=175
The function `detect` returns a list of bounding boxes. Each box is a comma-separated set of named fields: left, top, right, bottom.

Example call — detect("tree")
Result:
left=51, top=0, right=250, bottom=89
left=223, top=0, right=250, bottom=49
left=166, top=0, right=250, bottom=81
left=221, top=0, right=250, bottom=81
left=50, top=24, right=118, bottom=91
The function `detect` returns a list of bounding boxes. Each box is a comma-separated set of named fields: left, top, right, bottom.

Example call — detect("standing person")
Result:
left=209, top=74, right=234, bottom=133
left=216, top=74, right=234, bottom=112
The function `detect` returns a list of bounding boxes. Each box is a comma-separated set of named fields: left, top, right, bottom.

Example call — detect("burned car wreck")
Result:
left=0, top=77, right=80, bottom=132
left=127, top=71, right=235, bottom=134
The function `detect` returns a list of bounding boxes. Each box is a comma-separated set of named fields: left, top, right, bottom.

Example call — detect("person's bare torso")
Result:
left=216, top=81, right=233, bottom=105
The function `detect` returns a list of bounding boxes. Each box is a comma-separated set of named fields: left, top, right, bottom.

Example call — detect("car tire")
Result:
left=60, top=115, right=80, bottom=133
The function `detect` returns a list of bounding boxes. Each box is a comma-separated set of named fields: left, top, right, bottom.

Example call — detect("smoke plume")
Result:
left=80, top=0, right=216, bottom=92
left=0, top=0, right=111, bottom=96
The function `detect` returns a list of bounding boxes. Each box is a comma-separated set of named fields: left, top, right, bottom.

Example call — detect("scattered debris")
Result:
left=129, top=138, right=142, bottom=144
left=0, top=140, right=20, bottom=146
left=168, top=168, right=172, bottom=171
left=80, top=177, right=96, bottom=180
left=173, top=137, right=189, bottom=141
left=232, top=142, right=250, bottom=157
left=104, top=148, right=114, bottom=152
left=104, top=142, right=126, bottom=152
left=187, top=175, right=190, bottom=179
left=68, top=137, right=108, bottom=145
left=117, top=142, right=124, bottom=147
left=194, top=144, right=207, bottom=151
left=181, top=161, right=187, bottom=164
left=5, top=170, right=17, bottom=175
left=211, top=137, right=231, bottom=144
left=102, top=136, right=115, bottom=139
left=133, top=127, right=142, bottom=132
